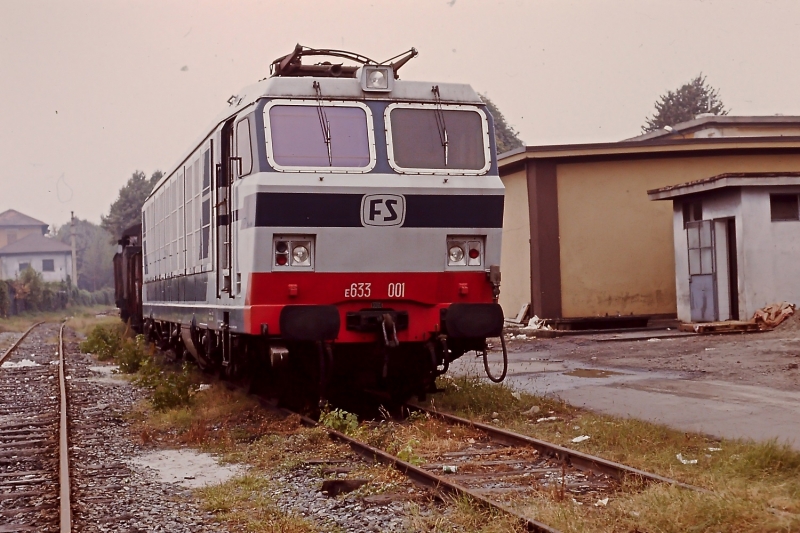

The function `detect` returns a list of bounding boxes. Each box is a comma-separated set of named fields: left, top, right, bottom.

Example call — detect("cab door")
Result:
left=216, top=119, right=235, bottom=298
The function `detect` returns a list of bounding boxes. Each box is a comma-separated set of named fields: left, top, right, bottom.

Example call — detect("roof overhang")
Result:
left=498, top=136, right=800, bottom=175
left=647, top=172, right=800, bottom=201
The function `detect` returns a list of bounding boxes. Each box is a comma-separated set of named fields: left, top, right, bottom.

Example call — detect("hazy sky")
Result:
left=2, top=0, right=800, bottom=229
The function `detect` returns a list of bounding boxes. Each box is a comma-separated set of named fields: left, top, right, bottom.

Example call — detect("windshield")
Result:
left=388, top=106, right=487, bottom=172
left=268, top=104, right=371, bottom=169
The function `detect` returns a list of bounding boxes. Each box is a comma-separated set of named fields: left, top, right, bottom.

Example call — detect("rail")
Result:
left=289, top=408, right=562, bottom=533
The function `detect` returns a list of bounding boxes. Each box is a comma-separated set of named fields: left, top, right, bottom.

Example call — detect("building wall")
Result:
left=738, top=187, right=800, bottom=317
left=498, top=168, right=531, bottom=316
left=671, top=189, right=742, bottom=323
left=0, top=253, right=72, bottom=283
left=555, top=153, right=800, bottom=318
left=0, top=226, right=44, bottom=249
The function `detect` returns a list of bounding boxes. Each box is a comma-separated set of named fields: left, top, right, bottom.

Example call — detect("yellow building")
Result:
left=498, top=116, right=800, bottom=328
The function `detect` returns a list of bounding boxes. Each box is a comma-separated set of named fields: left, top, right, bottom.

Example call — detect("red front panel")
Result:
left=244, top=271, right=493, bottom=342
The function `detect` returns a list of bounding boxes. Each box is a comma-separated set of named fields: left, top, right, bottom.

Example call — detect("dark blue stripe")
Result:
left=241, top=193, right=503, bottom=228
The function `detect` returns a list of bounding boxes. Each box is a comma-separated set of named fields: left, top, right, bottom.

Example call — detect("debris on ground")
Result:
left=522, top=405, right=541, bottom=417
left=522, top=315, right=553, bottom=331
left=571, top=435, right=590, bottom=443
left=753, top=302, right=796, bottom=329
left=676, top=453, right=697, bottom=465
left=504, top=303, right=530, bottom=327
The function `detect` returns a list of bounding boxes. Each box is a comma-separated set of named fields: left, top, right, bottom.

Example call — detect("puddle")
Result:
left=130, top=449, right=244, bottom=488
left=2, top=359, right=42, bottom=368
left=563, top=368, right=625, bottom=378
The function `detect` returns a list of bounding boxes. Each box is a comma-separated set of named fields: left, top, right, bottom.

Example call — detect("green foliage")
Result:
left=643, top=74, right=728, bottom=133
left=433, top=374, right=525, bottom=418
left=54, top=218, right=115, bottom=291
left=480, top=93, right=524, bottom=154
left=80, top=323, right=193, bottom=411
left=394, top=438, right=423, bottom=465
left=80, top=322, right=125, bottom=361
left=319, top=407, right=360, bottom=436
left=137, top=359, right=194, bottom=411
left=117, top=334, right=150, bottom=373
left=0, top=281, right=9, bottom=318
left=14, top=267, right=45, bottom=312
left=101, top=170, right=162, bottom=241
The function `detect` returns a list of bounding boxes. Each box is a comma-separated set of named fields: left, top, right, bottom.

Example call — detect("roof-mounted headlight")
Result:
left=361, top=66, right=393, bottom=92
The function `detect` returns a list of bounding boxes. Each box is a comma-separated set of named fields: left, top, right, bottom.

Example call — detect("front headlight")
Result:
left=448, top=245, right=465, bottom=263
left=368, top=69, right=387, bottom=89
left=292, top=244, right=310, bottom=266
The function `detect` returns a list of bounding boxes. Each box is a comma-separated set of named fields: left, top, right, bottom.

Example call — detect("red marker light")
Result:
left=276, top=255, right=287, bottom=266
left=468, top=248, right=480, bottom=259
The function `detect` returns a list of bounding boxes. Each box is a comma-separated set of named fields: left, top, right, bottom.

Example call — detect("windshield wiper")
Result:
left=432, top=85, right=448, bottom=166
left=313, top=81, right=332, bottom=166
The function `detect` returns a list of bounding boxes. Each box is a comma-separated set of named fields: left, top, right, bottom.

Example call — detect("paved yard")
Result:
left=451, top=314, right=800, bottom=448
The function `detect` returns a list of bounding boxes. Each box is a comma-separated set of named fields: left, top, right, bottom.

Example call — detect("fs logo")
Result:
left=361, top=194, right=406, bottom=227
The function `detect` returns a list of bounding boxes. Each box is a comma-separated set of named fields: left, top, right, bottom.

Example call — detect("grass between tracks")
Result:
left=131, top=369, right=800, bottom=532
left=417, top=373, right=800, bottom=533
left=81, top=319, right=800, bottom=532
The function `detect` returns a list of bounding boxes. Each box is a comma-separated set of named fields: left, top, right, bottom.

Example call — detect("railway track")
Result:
left=0, top=322, right=71, bottom=533
left=287, top=402, right=705, bottom=533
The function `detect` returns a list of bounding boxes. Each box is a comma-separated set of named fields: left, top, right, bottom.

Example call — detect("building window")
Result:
left=770, top=194, right=799, bottom=221
left=682, top=201, right=702, bottom=227
left=19, top=262, right=30, bottom=272
left=42, top=259, right=55, bottom=272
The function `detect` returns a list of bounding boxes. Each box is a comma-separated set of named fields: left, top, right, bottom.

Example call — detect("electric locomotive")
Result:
left=120, top=45, right=506, bottom=406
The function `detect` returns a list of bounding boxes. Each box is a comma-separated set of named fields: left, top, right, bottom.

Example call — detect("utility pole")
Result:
left=70, top=212, right=78, bottom=288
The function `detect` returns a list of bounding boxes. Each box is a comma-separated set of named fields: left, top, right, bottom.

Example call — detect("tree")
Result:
left=480, top=94, right=524, bottom=154
left=101, top=170, right=162, bottom=240
left=643, top=74, right=728, bottom=133
left=54, top=219, right=116, bottom=291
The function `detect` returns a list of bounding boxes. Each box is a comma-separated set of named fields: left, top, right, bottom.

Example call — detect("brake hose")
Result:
left=482, top=334, right=508, bottom=383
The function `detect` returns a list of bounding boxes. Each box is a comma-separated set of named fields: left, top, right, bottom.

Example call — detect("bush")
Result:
left=319, top=408, right=360, bottom=436
left=80, top=323, right=125, bottom=361
left=117, top=334, right=149, bottom=373
left=12, top=267, right=45, bottom=312
left=0, top=281, right=9, bottom=318
left=77, top=289, right=92, bottom=306
left=136, top=356, right=195, bottom=411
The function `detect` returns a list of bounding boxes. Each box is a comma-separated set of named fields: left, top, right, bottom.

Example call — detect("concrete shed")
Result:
left=498, top=116, right=800, bottom=328
left=648, top=172, right=800, bottom=323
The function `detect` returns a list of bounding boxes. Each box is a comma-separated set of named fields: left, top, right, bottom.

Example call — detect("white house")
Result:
left=648, top=172, right=800, bottom=323
left=0, top=234, right=74, bottom=283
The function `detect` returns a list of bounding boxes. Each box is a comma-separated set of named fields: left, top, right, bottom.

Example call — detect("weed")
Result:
left=80, top=322, right=125, bottom=360
left=319, top=407, right=360, bottom=436
left=394, top=438, right=423, bottom=465
left=116, top=334, right=149, bottom=373
left=196, top=475, right=320, bottom=532
left=136, top=359, right=195, bottom=411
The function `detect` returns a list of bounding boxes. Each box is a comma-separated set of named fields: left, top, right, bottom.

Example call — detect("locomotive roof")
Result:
left=149, top=76, right=484, bottom=199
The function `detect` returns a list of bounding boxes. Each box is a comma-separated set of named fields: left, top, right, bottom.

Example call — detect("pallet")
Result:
left=678, top=321, right=763, bottom=334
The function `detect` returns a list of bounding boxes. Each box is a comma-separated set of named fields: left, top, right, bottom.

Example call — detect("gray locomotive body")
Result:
left=126, top=47, right=506, bottom=403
